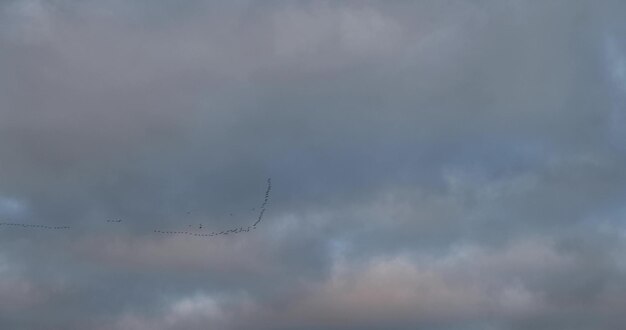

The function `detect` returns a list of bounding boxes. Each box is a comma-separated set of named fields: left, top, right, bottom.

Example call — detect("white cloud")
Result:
left=0, top=196, right=28, bottom=217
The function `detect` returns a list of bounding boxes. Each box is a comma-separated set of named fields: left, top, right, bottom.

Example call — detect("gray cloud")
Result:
left=1, top=0, right=626, bottom=329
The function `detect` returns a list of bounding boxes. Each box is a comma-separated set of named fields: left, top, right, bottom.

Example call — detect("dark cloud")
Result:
left=1, top=0, right=626, bottom=329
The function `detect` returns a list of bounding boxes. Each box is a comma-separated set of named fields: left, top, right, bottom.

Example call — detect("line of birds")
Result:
left=0, top=222, right=70, bottom=230
left=154, top=178, right=272, bottom=239
left=253, top=177, right=272, bottom=227
left=0, top=178, right=271, bottom=239
left=185, top=207, right=257, bottom=222
left=153, top=225, right=255, bottom=237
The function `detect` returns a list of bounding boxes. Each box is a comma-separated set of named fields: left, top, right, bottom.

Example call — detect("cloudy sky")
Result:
left=1, top=1, right=626, bottom=329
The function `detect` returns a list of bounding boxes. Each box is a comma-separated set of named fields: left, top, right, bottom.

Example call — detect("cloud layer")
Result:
left=1, top=1, right=626, bottom=329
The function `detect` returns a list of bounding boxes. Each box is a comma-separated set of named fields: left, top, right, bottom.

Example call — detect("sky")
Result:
left=1, top=1, right=626, bottom=329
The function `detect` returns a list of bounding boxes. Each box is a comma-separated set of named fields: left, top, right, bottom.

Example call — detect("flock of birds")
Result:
left=153, top=178, right=272, bottom=238
left=0, top=178, right=272, bottom=239
left=0, top=222, right=70, bottom=230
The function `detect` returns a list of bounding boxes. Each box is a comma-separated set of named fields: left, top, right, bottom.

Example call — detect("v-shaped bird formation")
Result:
left=154, top=177, right=272, bottom=239
left=0, top=178, right=272, bottom=239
